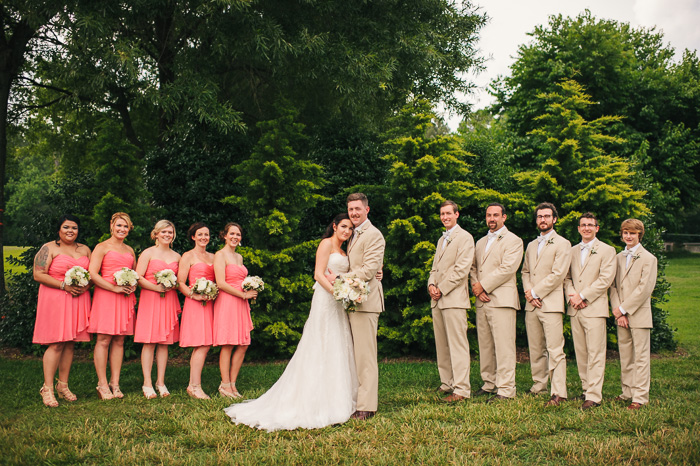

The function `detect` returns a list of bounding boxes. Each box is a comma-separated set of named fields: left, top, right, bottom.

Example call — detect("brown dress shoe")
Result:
left=581, top=400, right=601, bottom=410
left=443, top=393, right=468, bottom=402
left=627, top=402, right=643, bottom=410
left=351, top=410, right=376, bottom=420
left=545, top=395, right=567, bottom=407
left=614, top=395, right=629, bottom=402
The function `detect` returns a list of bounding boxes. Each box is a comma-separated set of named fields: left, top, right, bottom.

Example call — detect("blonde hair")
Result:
left=110, top=212, right=134, bottom=232
left=620, top=218, right=645, bottom=241
left=151, top=219, right=176, bottom=243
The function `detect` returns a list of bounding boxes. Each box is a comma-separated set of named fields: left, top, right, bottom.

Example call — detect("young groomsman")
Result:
left=563, top=213, right=616, bottom=410
left=428, top=201, right=475, bottom=402
left=470, top=203, right=523, bottom=401
left=521, top=202, right=571, bottom=406
left=610, top=219, right=658, bottom=410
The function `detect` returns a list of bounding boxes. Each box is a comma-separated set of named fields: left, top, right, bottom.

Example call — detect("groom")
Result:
left=346, top=192, right=385, bottom=421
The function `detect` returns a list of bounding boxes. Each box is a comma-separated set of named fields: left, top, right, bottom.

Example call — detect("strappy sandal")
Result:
left=40, top=384, right=59, bottom=407
left=156, top=384, right=170, bottom=398
left=96, top=384, right=114, bottom=400
left=218, top=382, right=242, bottom=398
left=142, top=385, right=157, bottom=399
left=187, top=384, right=210, bottom=400
left=55, top=379, right=77, bottom=402
left=109, top=383, right=124, bottom=399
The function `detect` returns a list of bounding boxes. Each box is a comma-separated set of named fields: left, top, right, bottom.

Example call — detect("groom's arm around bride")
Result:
left=346, top=193, right=385, bottom=420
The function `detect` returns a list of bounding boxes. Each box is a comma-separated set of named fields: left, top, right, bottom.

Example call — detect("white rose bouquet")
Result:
left=154, top=268, right=177, bottom=297
left=114, top=267, right=139, bottom=287
left=332, top=273, right=370, bottom=312
left=64, top=266, right=90, bottom=287
left=241, top=276, right=264, bottom=304
left=191, top=277, right=219, bottom=306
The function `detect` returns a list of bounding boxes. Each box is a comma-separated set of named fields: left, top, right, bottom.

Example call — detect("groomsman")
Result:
left=428, top=200, right=475, bottom=402
left=346, top=193, right=386, bottom=420
left=610, top=219, right=657, bottom=410
left=521, top=202, right=571, bottom=406
left=470, top=203, right=523, bottom=401
left=563, top=213, right=616, bottom=410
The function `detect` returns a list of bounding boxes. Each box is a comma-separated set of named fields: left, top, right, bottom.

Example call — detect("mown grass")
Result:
left=1, top=255, right=699, bottom=465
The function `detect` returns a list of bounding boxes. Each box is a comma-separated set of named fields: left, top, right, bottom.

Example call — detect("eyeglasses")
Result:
left=580, top=223, right=598, bottom=228
left=536, top=215, right=553, bottom=220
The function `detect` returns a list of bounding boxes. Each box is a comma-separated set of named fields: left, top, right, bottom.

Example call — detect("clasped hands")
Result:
left=428, top=284, right=442, bottom=301
left=524, top=289, right=542, bottom=308
left=612, top=307, right=629, bottom=329
left=63, top=283, right=90, bottom=297
left=567, top=293, right=588, bottom=310
left=471, top=282, right=490, bottom=302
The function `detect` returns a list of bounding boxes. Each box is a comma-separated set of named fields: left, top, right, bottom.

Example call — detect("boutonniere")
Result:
left=632, top=254, right=640, bottom=261
left=445, top=236, right=453, bottom=245
left=497, top=235, right=504, bottom=241
left=546, top=238, right=554, bottom=246
left=356, top=228, right=364, bottom=237
left=590, top=248, right=597, bottom=255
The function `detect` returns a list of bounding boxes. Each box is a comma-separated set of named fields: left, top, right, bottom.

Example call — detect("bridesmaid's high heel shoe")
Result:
left=142, top=386, right=157, bottom=399
left=156, top=384, right=170, bottom=398
left=96, top=384, right=114, bottom=400
left=218, top=382, right=242, bottom=399
left=109, top=384, right=124, bottom=399
left=55, top=379, right=77, bottom=402
left=187, top=385, right=210, bottom=400
left=40, top=384, right=59, bottom=407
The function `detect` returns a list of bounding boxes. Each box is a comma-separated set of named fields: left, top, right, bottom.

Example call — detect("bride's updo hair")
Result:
left=322, top=213, right=351, bottom=239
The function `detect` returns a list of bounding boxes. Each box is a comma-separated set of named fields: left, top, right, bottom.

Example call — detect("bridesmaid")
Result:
left=134, top=220, right=181, bottom=398
left=177, top=222, right=215, bottom=399
left=32, top=214, right=92, bottom=407
left=213, top=223, right=257, bottom=398
left=88, top=212, right=137, bottom=400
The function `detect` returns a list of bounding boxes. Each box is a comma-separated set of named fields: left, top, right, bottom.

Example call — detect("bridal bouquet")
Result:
left=191, top=277, right=219, bottom=306
left=333, top=273, right=370, bottom=312
left=114, top=267, right=139, bottom=287
left=64, top=266, right=90, bottom=287
left=242, top=276, right=264, bottom=304
left=155, top=268, right=177, bottom=297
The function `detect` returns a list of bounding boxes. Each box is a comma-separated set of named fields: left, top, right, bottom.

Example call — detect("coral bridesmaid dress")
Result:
left=134, top=260, right=181, bottom=344
left=212, top=264, right=253, bottom=346
left=88, top=251, right=137, bottom=335
left=179, top=263, right=215, bottom=347
left=33, top=255, right=92, bottom=344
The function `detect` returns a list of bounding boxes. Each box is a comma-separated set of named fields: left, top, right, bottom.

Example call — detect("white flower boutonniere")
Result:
left=445, top=236, right=453, bottom=245
left=356, top=228, right=364, bottom=237
left=590, top=248, right=598, bottom=256
left=546, top=238, right=554, bottom=246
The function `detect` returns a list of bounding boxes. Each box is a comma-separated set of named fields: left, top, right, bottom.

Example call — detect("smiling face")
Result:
left=111, top=217, right=130, bottom=240
left=192, top=227, right=210, bottom=248
left=622, top=229, right=640, bottom=249
left=485, top=205, right=506, bottom=232
left=347, top=200, right=369, bottom=227
left=333, top=219, right=355, bottom=243
left=536, top=208, right=555, bottom=234
left=578, top=218, right=599, bottom=243
left=156, top=226, right=174, bottom=246
left=439, top=205, right=459, bottom=230
left=224, top=225, right=242, bottom=247
left=59, top=220, right=79, bottom=245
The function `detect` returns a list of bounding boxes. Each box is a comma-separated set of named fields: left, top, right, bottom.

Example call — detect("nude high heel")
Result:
left=55, top=379, right=77, bottom=402
left=40, top=384, right=59, bottom=407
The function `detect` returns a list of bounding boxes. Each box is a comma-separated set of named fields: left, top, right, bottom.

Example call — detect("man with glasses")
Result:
left=521, top=202, right=571, bottom=406
left=564, top=213, right=616, bottom=410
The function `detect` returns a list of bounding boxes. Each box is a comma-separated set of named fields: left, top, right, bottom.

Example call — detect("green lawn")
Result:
left=0, top=254, right=698, bottom=464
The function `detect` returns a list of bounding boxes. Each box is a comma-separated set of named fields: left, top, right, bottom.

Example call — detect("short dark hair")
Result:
left=187, top=222, right=210, bottom=243
left=487, top=202, right=506, bottom=216
left=578, top=212, right=597, bottom=225
left=440, top=200, right=459, bottom=213
left=535, top=202, right=558, bottom=220
left=346, top=192, right=368, bottom=207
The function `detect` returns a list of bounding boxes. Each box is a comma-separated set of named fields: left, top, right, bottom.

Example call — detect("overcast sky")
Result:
left=447, top=0, right=700, bottom=126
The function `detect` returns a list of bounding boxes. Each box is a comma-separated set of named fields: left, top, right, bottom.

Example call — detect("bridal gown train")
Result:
left=224, top=252, right=358, bottom=432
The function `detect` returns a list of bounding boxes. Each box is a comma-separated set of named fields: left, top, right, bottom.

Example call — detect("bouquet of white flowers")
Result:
left=113, top=267, right=139, bottom=287
left=191, top=277, right=219, bottom=306
left=154, top=268, right=177, bottom=297
left=64, top=266, right=90, bottom=287
left=241, top=276, right=264, bottom=304
left=332, top=273, right=370, bottom=312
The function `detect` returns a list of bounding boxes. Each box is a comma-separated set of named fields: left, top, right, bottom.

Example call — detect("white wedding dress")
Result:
left=224, top=253, right=358, bottom=431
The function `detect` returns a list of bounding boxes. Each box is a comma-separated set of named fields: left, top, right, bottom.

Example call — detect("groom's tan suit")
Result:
left=609, top=245, right=657, bottom=404
left=347, top=220, right=385, bottom=412
left=521, top=230, right=571, bottom=397
left=469, top=227, right=523, bottom=398
left=428, top=224, right=475, bottom=398
left=564, top=238, right=616, bottom=403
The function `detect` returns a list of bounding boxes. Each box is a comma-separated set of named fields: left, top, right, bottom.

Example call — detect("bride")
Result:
left=224, top=213, right=358, bottom=431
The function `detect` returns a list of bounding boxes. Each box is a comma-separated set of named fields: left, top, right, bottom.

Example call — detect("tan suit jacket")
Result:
left=469, top=227, right=523, bottom=309
left=347, top=220, right=385, bottom=313
left=428, top=225, right=475, bottom=310
left=609, top=245, right=657, bottom=328
left=521, top=231, right=571, bottom=312
left=564, top=238, right=617, bottom=317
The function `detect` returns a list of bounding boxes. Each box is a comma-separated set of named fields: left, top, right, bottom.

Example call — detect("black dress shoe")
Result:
left=474, top=389, right=495, bottom=397
left=351, top=410, right=376, bottom=420
left=486, top=394, right=511, bottom=403
left=436, top=386, right=452, bottom=395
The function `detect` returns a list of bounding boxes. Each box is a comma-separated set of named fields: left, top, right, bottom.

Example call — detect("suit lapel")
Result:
left=535, top=232, right=553, bottom=267
left=580, top=238, right=596, bottom=273
left=622, top=245, right=643, bottom=279
left=438, top=225, right=460, bottom=260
